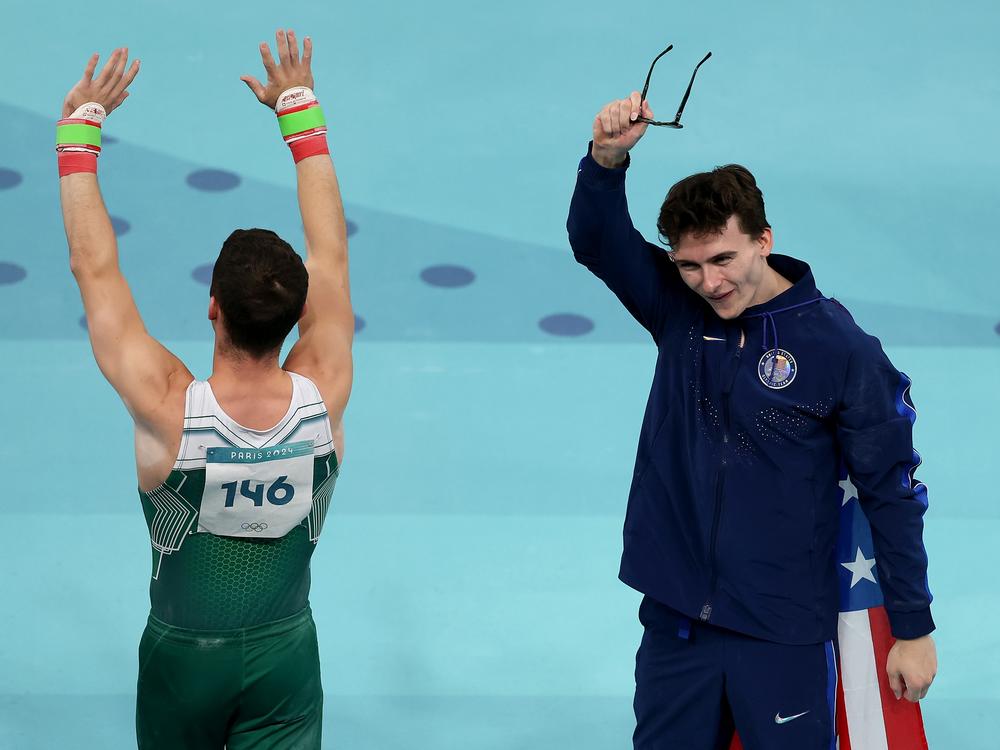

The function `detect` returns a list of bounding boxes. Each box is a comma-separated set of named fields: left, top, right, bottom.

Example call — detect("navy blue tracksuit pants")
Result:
left=634, top=596, right=837, bottom=750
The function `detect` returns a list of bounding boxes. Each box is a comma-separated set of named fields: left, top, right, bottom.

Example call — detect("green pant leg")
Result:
left=135, top=619, right=241, bottom=750
left=228, top=611, right=324, bottom=750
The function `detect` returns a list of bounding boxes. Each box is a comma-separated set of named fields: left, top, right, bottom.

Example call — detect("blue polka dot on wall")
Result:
left=187, top=169, right=241, bottom=192
left=192, top=264, right=214, bottom=285
left=539, top=313, right=595, bottom=337
left=0, top=262, right=27, bottom=285
left=103, top=135, right=119, bottom=145
left=420, top=264, right=475, bottom=288
left=79, top=315, right=88, bottom=331
left=0, top=168, right=23, bottom=190
left=354, top=315, right=365, bottom=333
left=111, top=216, right=131, bottom=237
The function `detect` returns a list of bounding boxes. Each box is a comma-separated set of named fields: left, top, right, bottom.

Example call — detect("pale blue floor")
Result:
left=2, top=1, right=999, bottom=748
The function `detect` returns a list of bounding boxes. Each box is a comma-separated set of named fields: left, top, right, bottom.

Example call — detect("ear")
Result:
left=208, top=296, right=219, bottom=321
left=757, top=227, right=774, bottom=257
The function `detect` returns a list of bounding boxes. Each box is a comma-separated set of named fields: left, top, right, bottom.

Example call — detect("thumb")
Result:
left=108, top=89, right=129, bottom=114
left=887, top=669, right=904, bottom=700
left=240, top=75, right=266, bottom=101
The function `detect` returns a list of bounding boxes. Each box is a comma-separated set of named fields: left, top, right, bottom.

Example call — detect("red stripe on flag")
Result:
left=835, top=650, right=854, bottom=750
left=868, top=608, right=929, bottom=750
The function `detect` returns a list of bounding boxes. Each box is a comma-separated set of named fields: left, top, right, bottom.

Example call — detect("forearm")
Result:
left=295, top=154, right=347, bottom=270
left=60, top=173, right=120, bottom=277
left=567, top=144, right=635, bottom=263
left=862, top=488, right=934, bottom=637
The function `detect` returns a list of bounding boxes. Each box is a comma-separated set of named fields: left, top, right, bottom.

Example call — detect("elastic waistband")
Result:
left=145, top=606, right=313, bottom=646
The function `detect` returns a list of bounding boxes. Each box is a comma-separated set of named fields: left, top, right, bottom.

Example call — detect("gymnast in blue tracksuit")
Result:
left=567, top=92, right=937, bottom=750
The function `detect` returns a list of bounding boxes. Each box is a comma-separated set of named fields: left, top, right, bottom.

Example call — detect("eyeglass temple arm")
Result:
left=673, top=51, right=712, bottom=124
left=640, top=44, right=674, bottom=103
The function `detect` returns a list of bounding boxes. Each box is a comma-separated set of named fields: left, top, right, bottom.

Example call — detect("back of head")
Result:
left=210, top=229, right=308, bottom=358
left=657, top=165, right=770, bottom=249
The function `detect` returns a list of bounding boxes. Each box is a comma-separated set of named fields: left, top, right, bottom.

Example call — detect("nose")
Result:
left=702, top=265, right=724, bottom=295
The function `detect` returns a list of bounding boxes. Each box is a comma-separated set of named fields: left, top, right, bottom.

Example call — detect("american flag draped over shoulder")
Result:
left=730, top=470, right=929, bottom=750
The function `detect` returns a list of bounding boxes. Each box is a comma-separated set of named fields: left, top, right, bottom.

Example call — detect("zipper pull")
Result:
left=699, top=603, right=713, bottom=621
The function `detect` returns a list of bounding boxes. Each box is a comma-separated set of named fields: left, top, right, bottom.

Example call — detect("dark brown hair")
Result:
left=657, top=164, right=770, bottom=249
left=209, top=228, right=308, bottom=358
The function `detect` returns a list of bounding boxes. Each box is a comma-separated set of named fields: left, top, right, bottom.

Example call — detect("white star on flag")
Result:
left=841, top=547, right=877, bottom=588
left=839, top=476, right=859, bottom=506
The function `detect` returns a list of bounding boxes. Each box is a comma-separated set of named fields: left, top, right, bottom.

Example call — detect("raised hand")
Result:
left=241, top=29, right=315, bottom=109
left=62, top=48, right=140, bottom=118
left=591, top=91, right=653, bottom=169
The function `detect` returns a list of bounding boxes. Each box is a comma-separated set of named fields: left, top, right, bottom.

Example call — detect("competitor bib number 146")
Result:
left=199, top=440, right=315, bottom=539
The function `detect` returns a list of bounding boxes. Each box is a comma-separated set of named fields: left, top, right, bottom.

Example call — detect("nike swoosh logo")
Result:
left=774, top=711, right=810, bottom=725
left=702, top=336, right=726, bottom=342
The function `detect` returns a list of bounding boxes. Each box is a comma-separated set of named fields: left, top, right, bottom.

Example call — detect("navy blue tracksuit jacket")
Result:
left=568, top=148, right=934, bottom=645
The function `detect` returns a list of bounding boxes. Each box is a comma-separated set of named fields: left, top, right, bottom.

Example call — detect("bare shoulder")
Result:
left=135, top=368, right=195, bottom=492
left=283, top=347, right=352, bottom=424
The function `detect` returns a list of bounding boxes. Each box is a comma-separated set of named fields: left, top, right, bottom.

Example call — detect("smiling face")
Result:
left=670, top=215, right=775, bottom=319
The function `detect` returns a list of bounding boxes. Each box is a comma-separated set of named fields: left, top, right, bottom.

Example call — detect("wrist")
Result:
left=56, top=102, right=107, bottom=178
left=591, top=144, right=628, bottom=169
left=276, top=87, right=329, bottom=163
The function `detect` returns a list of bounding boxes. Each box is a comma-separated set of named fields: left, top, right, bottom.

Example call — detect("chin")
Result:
left=707, top=299, right=743, bottom=320
left=714, top=308, right=743, bottom=320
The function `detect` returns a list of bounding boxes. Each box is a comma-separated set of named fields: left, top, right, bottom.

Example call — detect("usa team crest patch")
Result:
left=758, top=349, right=797, bottom=389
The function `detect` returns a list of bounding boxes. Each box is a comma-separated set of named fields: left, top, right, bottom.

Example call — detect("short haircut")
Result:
left=209, top=228, right=308, bottom=358
left=657, top=164, right=770, bottom=249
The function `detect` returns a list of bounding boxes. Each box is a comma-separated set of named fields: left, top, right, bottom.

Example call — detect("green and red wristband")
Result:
left=275, top=87, right=329, bottom=163
left=55, top=102, right=106, bottom=177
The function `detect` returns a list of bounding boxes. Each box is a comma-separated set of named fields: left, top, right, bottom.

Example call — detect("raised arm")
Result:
left=567, top=93, right=687, bottom=338
left=59, top=49, right=191, bottom=428
left=241, top=30, right=353, bottom=422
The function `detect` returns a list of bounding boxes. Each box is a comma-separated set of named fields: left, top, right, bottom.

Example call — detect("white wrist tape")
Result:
left=276, top=87, right=318, bottom=114
left=69, top=102, right=107, bottom=125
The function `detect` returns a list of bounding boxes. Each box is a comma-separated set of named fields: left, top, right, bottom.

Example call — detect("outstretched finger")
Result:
left=302, top=36, right=313, bottom=67
left=94, top=48, right=122, bottom=86
left=286, top=29, right=300, bottom=64
left=80, top=53, right=99, bottom=83
left=120, top=59, right=141, bottom=91
left=240, top=75, right=266, bottom=101
left=276, top=29, right=290, bottom=66
left=259, top=42, right=277, bottom=76
left=111, top=90, right=129, bottom=111
left=108, top=48, right=128, bottom=86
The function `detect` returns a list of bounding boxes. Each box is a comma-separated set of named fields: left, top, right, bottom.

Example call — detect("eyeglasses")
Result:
left=637, top=45, right=712, bottom=129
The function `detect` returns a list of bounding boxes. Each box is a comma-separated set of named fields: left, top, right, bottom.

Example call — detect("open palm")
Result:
left=241, top=29, right=315, bottom=109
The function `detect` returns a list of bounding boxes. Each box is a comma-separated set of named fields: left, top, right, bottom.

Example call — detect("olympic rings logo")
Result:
left=241, top=522, right=269, bottom=533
